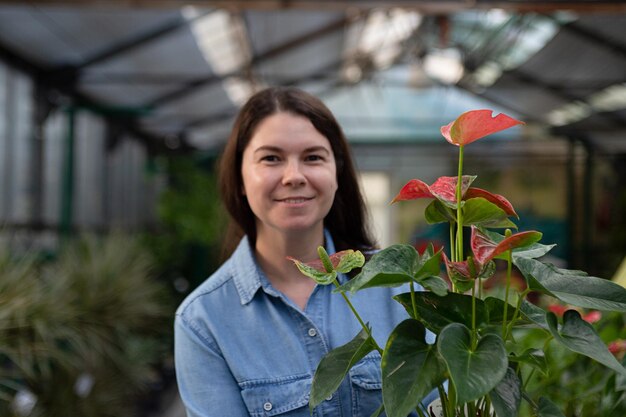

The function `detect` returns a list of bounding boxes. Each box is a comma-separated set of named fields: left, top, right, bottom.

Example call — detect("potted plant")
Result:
left=290, top=110, right=626, bottom=417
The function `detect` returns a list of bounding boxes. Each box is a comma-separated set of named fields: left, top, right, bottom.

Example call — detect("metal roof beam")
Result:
left=75, top=11, right=212, bottom=70
left=145, top=14, right=351, bottom=108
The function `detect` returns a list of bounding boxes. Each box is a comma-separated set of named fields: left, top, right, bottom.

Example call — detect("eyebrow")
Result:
left=253, top=145, right=331, bottom=155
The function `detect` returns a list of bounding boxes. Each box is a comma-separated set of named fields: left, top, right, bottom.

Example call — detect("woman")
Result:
left=174, top=87, right=436, bottom=416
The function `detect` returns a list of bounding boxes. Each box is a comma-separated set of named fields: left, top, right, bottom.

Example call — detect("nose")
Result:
left=282, top=159, right=306, bottom=186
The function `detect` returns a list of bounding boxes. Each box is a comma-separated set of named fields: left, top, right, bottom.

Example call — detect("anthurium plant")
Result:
left=290, top=110, right=626, bottom=417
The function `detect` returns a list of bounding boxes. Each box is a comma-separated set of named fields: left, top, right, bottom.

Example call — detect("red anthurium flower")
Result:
left=582, top=310, right=602, bottom=323
left=548, top=303, right=602, bottom=324
left=289, top=249, right=353, bottom=273
left=464, top=188, right=518, bottom=218
left=608, top=339, right=626, bottom=356
left=441, top=109, right=524, bottom=146
left=471, top=226, right=542, bottom=265
left=392, top=178, right=517, bottom=219
left=391, top=176, right=475, bottom=205
left=547, top=304, right=568, bottom=316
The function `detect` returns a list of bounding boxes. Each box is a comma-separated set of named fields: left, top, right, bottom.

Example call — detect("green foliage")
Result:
left=0, top=235, right=172, bottom=417
left=292, top=109, right=626, bottom=417
left=143, top=156, right=225, bottom=290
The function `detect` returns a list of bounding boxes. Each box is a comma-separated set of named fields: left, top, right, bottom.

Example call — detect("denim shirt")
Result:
left=175, top=231, right=437, bottom=417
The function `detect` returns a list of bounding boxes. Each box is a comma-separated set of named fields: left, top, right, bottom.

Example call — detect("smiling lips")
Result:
left=276, top=197, right=314, bottom=204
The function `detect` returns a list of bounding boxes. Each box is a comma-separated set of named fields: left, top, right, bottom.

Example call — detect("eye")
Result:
left=260, top=154, right=280, bottom=162
left=305, top=154, right=325, bottom=162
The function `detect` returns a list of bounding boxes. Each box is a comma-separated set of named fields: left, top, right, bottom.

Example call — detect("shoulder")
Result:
left=176, top=259, right=236, bottom=320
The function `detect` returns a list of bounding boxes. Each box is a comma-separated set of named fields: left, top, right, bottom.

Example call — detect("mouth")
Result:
left=276, top=197, right=314, bottom=204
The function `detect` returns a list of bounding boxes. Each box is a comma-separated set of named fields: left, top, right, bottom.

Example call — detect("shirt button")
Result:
left=263, top=402, right=273, bottom=411
left=325, top=394, right=333, bottom=401
left=308, top=328, right=317, bottom=337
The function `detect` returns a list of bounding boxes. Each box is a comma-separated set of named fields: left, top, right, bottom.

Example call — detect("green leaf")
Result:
left=394, top=292, right=488, bottom=333
left=546, top=310, right=626, bottom=377
left=381, top=319, right=446, bottom=417
left=508, top=349, right=549, bottom=375
left=369, top=404, right=385, bottom=417
left=515, top=257, right=626, bottom=311
left=335, top=250, right=366, bottom=274
left=290, top=258, right=337, bottom=285
left=438, top=323, right=508, bottom=404
left=462, top=198, right=518, bottom=228
left=417, top=275, right=449, bottom=296
left=489, top=367, right=521, bottom=417
left=537, top=397, right=566, bottom=417
left=483, top=297, right=543, bottom=328
left=310, top=329, right=377, bottom=410
left=338, top=245, right=436, bottom=293
left=425, top=200, right=456, bottom=224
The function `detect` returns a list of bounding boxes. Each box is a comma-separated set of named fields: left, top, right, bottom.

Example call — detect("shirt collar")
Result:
left=232, top=229, right=338, bottom=305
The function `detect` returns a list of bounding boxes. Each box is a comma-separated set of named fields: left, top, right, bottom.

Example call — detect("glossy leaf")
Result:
left=546, top=310, right=626, bottom=377
left=338, top=245, right=440, bottom=293
left=471, top=226, right=542, bottom=265
left=515, top=257, right=626, bottom=311
left=537, top=397, right=566, bottom=417
left=462, top=198, right=518, bottom=229
left=465, top=187, right=518, bottom=217
left=310, top=328, right=377, bottom=410
left=489, top=367, right=521, bottom=417
left=381, top=320, right=446, bottom=417
left=418, top=275, right=449, bottom=296
left=484, top=297, right=539, bottom=327
left=438, top=323, right=508, bottom=404
left=440, top=109, right=524, bottom=146
left=425, top=200, right=456, bottom=224
left=394, top=292, right=488, bottom=333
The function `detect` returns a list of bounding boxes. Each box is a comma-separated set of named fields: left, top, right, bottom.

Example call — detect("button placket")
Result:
left=263, top=401, right=273, bottom=411
left=308, top=328, right=317, bottom=337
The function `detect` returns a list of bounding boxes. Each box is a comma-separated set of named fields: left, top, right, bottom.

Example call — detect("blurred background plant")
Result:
left=512, top=304, right=626, bottom=417
left=0, top=234, right=173, bottom=417
left=143, top=155, right=226, bottom=297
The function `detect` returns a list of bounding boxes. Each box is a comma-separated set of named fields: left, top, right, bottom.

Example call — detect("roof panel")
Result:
left=0, top=6, right=181, bottom=66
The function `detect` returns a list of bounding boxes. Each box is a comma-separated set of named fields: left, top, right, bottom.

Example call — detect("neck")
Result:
left=254, top=226, right=325, bottom=285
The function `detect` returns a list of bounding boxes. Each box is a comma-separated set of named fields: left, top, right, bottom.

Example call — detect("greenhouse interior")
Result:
left=0, top=1, right=625, bottom=416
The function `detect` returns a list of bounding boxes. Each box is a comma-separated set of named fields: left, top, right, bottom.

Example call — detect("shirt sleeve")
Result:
left=174, top=314, right=249, bottom=417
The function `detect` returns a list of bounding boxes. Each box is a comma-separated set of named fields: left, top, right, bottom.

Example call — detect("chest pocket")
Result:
left=240, top=375, right=312, bottom=417
left=349, top=354, right=384, bottom=416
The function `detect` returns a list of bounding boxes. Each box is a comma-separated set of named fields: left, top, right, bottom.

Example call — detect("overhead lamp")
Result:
left=423, top=47, right=464, bottom=85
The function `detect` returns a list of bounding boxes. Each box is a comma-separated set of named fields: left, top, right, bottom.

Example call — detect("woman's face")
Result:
left=241, top=112, right=338, bottom=239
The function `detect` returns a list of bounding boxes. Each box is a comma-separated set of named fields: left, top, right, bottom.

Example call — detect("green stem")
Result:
left=449, top=222, right=456, bottom=262
left=447, top=381, right=457, bottom=417
left=455, top=145, right=465, bottom=262
left=504, top=288, right=530, bottom=341
left=410, top=281, right=419, bottom=319
left=437, top=384, right=449, bottom=417
left=502, top=249, right=512, bottom=338
left=471, top=282, right=477, bottom=349
left=333, top=280, right=383, bottom=354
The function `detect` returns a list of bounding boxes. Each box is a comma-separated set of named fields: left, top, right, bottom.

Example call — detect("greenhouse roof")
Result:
left=0, top=1, right=625, bottom=154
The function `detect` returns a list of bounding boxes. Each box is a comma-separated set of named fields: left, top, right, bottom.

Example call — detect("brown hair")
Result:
left=218, top=86, right=375, bottom=258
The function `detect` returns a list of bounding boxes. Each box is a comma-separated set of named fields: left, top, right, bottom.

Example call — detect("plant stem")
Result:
left=502, top=249, right=512, bottom=339
left=447, top=382, right=457, bottom=417
left=455, top=145, right=465, bottom=262
left=333, top=280, right=383, bottom=354
left=471, top=283, right=477, bottom=349
left=437, top=384, right=450, bottom=417
left=449, top=222, right=456, bottom=262
left=504, top=288, right=530, bottom=341
left=410, top=281, right=419, bottom=319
